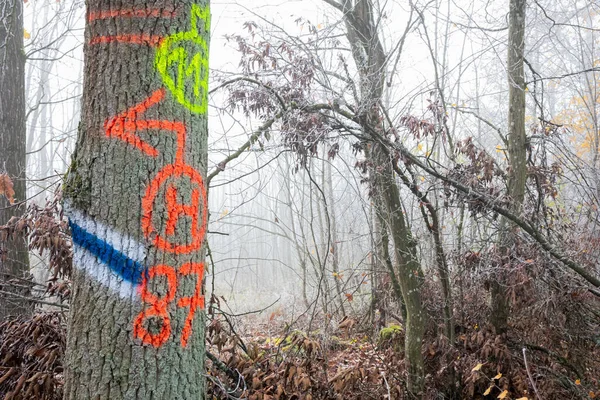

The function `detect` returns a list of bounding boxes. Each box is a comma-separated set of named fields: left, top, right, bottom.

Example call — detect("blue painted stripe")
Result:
left=69, top=220, right=147, bottom=285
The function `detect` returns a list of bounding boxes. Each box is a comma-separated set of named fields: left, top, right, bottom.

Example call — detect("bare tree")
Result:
left=490, top=0, right=527, bottom=334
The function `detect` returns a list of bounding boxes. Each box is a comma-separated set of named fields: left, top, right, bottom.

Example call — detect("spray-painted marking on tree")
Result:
left=155, top=4, right=210, bottom=114
left=88, top=7, right=177, bottom=22
left=142, top=164, right=207, bottom=254
left=88, top=6, right=179, bottom=46
left=86, top=4, right=210, bottom=348
left=89, top=4, right=210, bottom=111
left=104, top=88, right=209, bottom=253
left=66, top=205, right=147, bottom=299
left=134, top=262, right=205, bottom=347
left=89, top=34, right=164, bottom=47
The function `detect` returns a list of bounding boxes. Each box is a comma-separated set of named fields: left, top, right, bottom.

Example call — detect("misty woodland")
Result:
left=0, top=0, right=599, bottom=399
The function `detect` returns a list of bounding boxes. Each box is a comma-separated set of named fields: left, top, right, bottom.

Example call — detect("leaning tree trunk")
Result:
left=336, top=0, right=426, bottom=395
left=490, top=0, right=527, bottom=334
left=63, top=1, right=210, bottom=398
left=372, top=147, right=425, bottom=395
left=0, top=0, right=31, bottom=319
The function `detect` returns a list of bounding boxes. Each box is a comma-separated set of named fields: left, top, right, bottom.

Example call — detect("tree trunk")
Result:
left=490, top=0, right=527, bottom=334
left=373, top=148, right=425, bottom=396
left=325, top=158, right=346, bottom=317
left=336, top=0, right=426, bottom=395
left=63, top=2, right=210, bottom=398
left=0, top=0, right=31, bottom=319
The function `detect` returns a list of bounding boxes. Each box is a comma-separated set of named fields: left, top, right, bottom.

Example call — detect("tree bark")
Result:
left=490, top=0, right=527, bottom=334
left=63, top=2, right=210, bottom=398
left=333, top=0, right=426, bottom=395
left=372, top=147, right=425, bottom=396
left=0, top=0, right=31, bottom=319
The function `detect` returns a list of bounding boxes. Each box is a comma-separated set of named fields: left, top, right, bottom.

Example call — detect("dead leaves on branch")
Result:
left=0, top=194, right=72, bottom=289
left=0, top=313, right=66, bottom=400
left=0, top=174, right=15, bottom=204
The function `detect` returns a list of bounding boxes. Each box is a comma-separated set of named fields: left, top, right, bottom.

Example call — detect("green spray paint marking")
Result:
left=156, top=4, right=210, bottom=114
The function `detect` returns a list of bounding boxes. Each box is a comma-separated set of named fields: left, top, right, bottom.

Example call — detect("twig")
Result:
left=522, top=348, right=542, bottom=400
left=206, top=350, right=243, bottom=385
left=0, top=290, right=69, bottom=309
left=520, top=342, right=582, bottom=379
left=216, top=297, right=280, bottom=318
left=204, top=373, right=245, bottom=400
left=381, top=371, right=391, bottom=399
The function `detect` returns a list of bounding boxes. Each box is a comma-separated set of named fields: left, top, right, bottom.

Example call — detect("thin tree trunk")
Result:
left=490, top=0, right=527, bottom=334
left=373, top=147, right=425, bottom=396
left=0, top=0, right=31, bottom=319
left=63, top=2, right=210, bottom=398
left=334, top=0, right=426, bottom=394
left=326, top=159, right=346, bottom=317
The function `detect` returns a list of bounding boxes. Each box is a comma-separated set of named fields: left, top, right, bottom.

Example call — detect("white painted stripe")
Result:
left=73, top=243, right=140, bottom=299
left=65, top=202, right=146, bottom=299
left=64, top=203, right=146, bottom=264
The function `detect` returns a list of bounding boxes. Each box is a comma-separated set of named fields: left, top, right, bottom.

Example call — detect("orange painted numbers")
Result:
left=133, top=265, right=177, bottom=347
left=177, top=262, right=205, bottom=347
left=134, top=263, right=205, bottom=348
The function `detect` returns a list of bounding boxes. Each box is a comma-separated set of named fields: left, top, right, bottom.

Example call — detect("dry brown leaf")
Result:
left=0, top=173, right=15, bottom=204
left=472, top=363, right=483, bottom=372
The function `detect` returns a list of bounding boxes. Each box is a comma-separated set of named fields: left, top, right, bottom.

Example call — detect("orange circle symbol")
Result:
left=142, top=163, right=208, bottom=254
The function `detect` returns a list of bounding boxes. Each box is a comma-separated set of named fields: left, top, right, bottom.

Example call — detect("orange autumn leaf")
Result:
left=0, top=174, right=15, bottom=204
left=484, top=386, right=493, bottom=395
left=472, top=363, right=483, bottom=372
left=344, top=293, right=353, bottom=302
left=576, top=379, right=581, bottom=385
left=497, top=390, right=508, bottom=399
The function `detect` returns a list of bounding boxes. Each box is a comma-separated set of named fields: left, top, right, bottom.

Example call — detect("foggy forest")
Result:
left=0, top=0, right=599, bottom=398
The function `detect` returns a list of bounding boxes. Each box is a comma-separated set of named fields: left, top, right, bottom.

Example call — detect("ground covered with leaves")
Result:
left=0, top=198, right=599, bottom=399
left=0, top=287, right=599, bottom=400
left=204, top=299, right=600, bottom=400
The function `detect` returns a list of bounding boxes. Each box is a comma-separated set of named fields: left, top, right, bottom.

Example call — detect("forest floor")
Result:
left=205, top=305, right=600, bottom=400
left=0, top=298, right=598, bottom=399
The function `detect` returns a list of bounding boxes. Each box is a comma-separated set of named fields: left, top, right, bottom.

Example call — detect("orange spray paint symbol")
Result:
left=90, top=4, right=211, bottom=348
left=134, top=263, right=205, bottom=348
left=133, top=264, right=177, bottom=347
left=104, top=88, right=208, bottom=253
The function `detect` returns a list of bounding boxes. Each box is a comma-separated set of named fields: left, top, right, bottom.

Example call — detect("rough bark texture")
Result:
left=63, top=1, right=210, bottom=398
left=0, top=0, right=31, bottom=319
left=490, top=0, right=527, bottom=334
